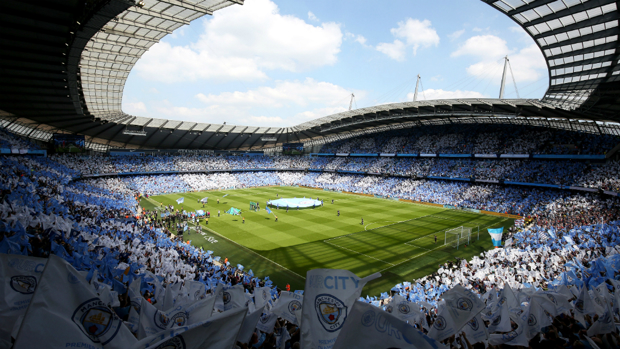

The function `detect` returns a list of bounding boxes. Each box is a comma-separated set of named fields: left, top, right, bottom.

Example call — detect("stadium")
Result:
left=1, top=0, right=620, bottom=348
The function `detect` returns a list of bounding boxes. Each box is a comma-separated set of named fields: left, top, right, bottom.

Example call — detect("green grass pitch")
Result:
left=140, top=186, right=513, bottom=296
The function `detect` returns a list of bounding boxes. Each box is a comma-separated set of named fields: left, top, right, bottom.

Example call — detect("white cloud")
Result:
left=345, top=32, right=371, bottom=48
left=308, top=11, right=319, bottom=22
left=452, top=35, right=546, bottom=84
left=407, top=89, right=486, bottom=100
left=152, top=78, right=362, bottom=126
left=134, top=0, right=343, bottom=83
left=448, top=29, right=465, bottom=41
left=123, top=101, right=148, bottom=115
left=377, top=18, right=440, bottom=60
left=376, top=40, right=406, bottom=61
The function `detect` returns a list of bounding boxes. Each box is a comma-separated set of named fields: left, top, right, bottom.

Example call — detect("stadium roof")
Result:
left=1, top=0, right=620, bottom=151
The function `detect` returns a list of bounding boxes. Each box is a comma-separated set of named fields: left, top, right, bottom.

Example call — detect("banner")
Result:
left=200, top=197, right=208, bottom=203
left=195, top=210, right=205, bottom=216
left=0, top=255, right=47, bottom=344
left=333, top=301, right=447, bottom=349
left=134, top=307, right=246, bottom=349
left=428, top=285, right=485, bottom=341
left=271, top=291, right=303, bottom=324
left=14, top=255, right=136, bottom=348
left=176, top=197, right=184, bottom=204
left=487, top=227, right=503, bottom=247
left=301, top=269, right=380, bottom=349
left=236, top=306, right=265, bottom=345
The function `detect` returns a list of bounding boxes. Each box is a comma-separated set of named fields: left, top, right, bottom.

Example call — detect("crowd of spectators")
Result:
left=3, top=119, right=620, bottom=348
left=0, top=128, right=41, bottom=150
left=319, top=124, right=620, bottom=155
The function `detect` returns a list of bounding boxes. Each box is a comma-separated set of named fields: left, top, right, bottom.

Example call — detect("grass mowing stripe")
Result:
left=142, top=187, right=513, bottom=296
left=198, top=222, right=306, bottom=280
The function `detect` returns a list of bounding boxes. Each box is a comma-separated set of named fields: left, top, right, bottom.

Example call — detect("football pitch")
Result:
left=140, top=186, right=513, bottom=296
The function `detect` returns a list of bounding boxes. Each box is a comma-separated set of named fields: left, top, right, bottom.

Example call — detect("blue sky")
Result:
left=122, top=0, right=549, bottom=127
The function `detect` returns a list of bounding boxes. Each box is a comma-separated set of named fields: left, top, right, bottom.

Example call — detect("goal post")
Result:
left=444, top=226, right=472, bottom=250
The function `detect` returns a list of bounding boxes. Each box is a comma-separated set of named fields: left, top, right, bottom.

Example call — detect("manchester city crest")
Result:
left=10, top=275, right=37, bottom=294
left=397, top=302, right=411, bottom=315
left=433, top=316, right=447, bottom=330
left=361, top=310, right=375, bottom=327
left=546, top=294, right=557, bottom=305
left=456, top=298, right=473, bottom=311
left=130, top=300, right=141, bottom=313
left=528, top=314, right=537, bottom=326
left=314, top=294, right=347, bottom=332
left=72, top=298, right=121, bottom=345
left=574, top=299, right=584, bottom=313
left=498, top=296, right=507, bottom=306
left=502, top=330, right=519, bottom=341
left=467, top=317, right=479, bottom=331
left=262, top=289, right=268, bottom=301
left=153, top=336, right=186, bottom=349
left=288, top=300, right=302, bottom=314
left=492, top=315, right=502, bottom=326
left=155, top=310, right=188, bottom=329
left=386, top=305, right=394, bottom=313
left=223, top=291, right=231, bottom=305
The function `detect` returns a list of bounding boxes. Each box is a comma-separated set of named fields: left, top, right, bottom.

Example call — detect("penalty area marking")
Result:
left=377, top=218, right=509, bottom=274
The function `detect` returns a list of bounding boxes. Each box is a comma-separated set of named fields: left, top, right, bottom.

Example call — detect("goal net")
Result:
left=444, top=226, right=471, bottom=249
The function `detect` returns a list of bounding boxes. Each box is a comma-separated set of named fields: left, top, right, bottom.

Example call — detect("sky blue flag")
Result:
left=488, top=227, right=504, bottom=247
left=266, top=207, right=272, bottom=214
left=176, top=197, right=184, bottom=204
left=222, top=194, right=228, bottom=198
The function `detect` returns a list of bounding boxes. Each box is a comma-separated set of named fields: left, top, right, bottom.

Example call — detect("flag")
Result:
left=301, top=269, right=380, bottom=349
left=256, top=311, right=278, bottom=333
left=271, top=291, right=303, bottom=324
left=133, top=307, right=246, bottom=349
left=487, top=227, right=503, bottom=247
left=522, top=297, right=550, bottom=340
left=254, top=286, right=272, bottom=311
left=266, top=207, right=272, bottom=214
left=176, top=197, right=184, bottom=204
left=200, top=197, right=208, bottom=203
left=236, top=306, right=265, bottom=345
left=428, top=284, right=484, bottom=342
left=137, top=284, right=220, bottom=339
left=385, top=295, right=427, bottom=329
left=460, top=313, right=487, bottom=344
left=0, top=254, right=47, bottom=345
left=488, top=313, right=529, bottom=347
left=333, top=301, right=447, bottom=349
left=13, top=255, right=137, bottom=348
left=573, top=284, right=604, bottom=327
left=222, top=194, right=228, bottom=198
left=214, top=284, right=245, bottom=312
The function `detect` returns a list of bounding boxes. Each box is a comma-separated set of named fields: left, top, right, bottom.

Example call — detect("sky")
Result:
left=122, top=0, right=549, bottom=127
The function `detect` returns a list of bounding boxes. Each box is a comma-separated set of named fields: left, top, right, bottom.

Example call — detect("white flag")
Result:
left=385, top=295, right=427, bottom=329
left=301, top=269, right=380, bottom=349
left=215, top=284, right=245, bottom=312
left=0, top=254, right=46, bottom=344
left=186, top=280, right=206, bottom=301
left=237, top=306, right=265, bottom=345
left=573, top=285, right=603, bottom=327
left=587, top=303, right=615, bottom=336
left=460, top=313, right=487, bottom=344
left=488, top=313, right=529, bottom=347
left=13, top=255, right=137, bottom=349
left=256, top=310, right=278, bottom=333
left=428, top=285, right=484, bottom=341
left=333, top=301, right=447, bottom=349
left=254, top=286, right=271, bottom=309
left=132, top=306, right=247, bottom=349
left=522, top=297, right=550, bottom=340
left=271, top=291, right=303, bottom=324
left=136, top=286, right=220, bottom=339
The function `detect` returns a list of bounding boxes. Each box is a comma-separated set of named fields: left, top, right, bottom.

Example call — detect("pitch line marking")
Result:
left=324, top=240, right=396, bottom=267
left=194, top=223, right=306, bottom=280
left=377, top=219, right=508, bottom=274
left=324, top=212, right=437, bottom=243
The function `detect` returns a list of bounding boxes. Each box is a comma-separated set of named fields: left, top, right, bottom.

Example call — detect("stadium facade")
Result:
left=1, top=0, right=620, bottom=152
